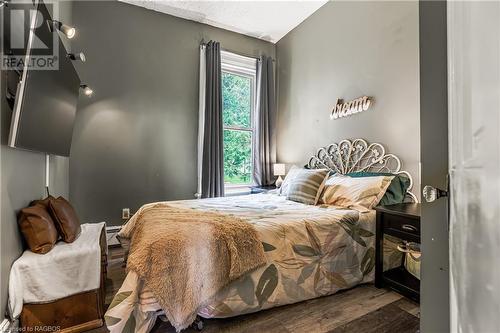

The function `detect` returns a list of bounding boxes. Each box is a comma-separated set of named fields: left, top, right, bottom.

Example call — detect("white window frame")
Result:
left=221, top=51, right=257, bottom=192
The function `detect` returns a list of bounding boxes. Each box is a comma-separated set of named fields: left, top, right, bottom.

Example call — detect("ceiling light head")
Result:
left=80, top=84, right=93, bottom=97
left=47, top=20, right=76, bottom=39
left=0, top=0, right=9, bottom=8
left=68, top=52, right=86, bottom=62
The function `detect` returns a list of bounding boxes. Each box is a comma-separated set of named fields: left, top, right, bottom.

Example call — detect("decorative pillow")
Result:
left=18, top=204, right=59, bottom=254
left=279, top=165, right=302, bottom=196
left=49, top=196, right=82, bottom=243
left=320, top=174, right=394, bottom=210
left=346, top=172, right=411, bottom=205
left=286, top=169, right=329, bottom=205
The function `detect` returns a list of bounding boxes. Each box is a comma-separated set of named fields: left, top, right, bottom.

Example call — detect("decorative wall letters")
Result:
left=330, top=96, right=372, bottom=120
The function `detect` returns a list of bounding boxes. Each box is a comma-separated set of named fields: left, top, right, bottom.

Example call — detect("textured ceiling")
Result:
left=118, top=0, right=327, bottom=43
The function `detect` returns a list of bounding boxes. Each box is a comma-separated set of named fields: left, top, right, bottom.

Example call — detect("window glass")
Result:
left=223, top=129, right=252, bottom=184
left=222, top=72, right=252, bottom=129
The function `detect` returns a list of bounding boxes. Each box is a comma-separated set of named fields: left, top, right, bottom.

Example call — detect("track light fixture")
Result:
left=47, top=20, right=76, bottom=39
left=80, top=84, right=93, bottom=97
left=68, top=52, right=86, bottom=62
left=0, top=1, right=9, bottom=8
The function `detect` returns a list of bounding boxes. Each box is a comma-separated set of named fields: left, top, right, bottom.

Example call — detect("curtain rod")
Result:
left=200, top=42, right=275, bottom=62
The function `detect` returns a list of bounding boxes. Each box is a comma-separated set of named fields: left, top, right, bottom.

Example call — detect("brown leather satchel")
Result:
left=49, top=196, right=82, bottom=243
left=18, top=204, right=59, bottom=254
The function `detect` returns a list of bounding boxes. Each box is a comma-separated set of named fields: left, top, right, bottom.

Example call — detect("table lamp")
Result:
left=273, top=163, right=286, bottom=188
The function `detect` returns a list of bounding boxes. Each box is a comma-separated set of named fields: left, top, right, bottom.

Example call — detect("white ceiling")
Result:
left=118, top=0, right=328, bottom=43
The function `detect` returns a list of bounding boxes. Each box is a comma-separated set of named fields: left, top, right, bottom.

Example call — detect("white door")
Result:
left=448, top=1, right=500, bottom=332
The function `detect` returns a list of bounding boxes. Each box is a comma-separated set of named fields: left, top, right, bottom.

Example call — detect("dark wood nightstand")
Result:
left=250, top=185, right=277, bottom=194
left=375, top=203, right=421, bottom=302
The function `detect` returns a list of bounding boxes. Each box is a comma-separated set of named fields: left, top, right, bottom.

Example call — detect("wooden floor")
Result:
left=90, top=247, right=420, bottom=333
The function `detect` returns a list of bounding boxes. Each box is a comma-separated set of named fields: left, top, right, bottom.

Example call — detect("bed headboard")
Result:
left=307, top=138, right=418, bottom=202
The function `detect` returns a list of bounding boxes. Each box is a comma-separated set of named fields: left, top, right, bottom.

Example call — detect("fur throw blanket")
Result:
left=123, top=203, right=267, bottom=331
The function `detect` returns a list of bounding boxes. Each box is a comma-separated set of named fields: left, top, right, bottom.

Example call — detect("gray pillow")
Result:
left=286, top=169, right=329, bottom=205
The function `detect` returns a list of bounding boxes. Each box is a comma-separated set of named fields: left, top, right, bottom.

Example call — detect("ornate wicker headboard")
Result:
left=307, top=138, right=418, bottom=202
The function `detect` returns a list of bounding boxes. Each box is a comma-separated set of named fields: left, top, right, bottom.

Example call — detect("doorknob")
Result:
left=423, top=185, right=448, bottom=202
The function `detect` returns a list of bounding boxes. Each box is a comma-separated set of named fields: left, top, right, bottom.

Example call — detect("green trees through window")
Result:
left=222, top=72, right=253, bottom=185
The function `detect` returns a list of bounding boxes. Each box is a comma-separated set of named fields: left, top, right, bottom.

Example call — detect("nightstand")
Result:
left=375, top=203, right=421, bottom=302
left=250, top=185, right=277, bottom=194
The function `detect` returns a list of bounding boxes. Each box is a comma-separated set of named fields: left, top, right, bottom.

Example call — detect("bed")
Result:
left=105, top=139, right=417, bottom=333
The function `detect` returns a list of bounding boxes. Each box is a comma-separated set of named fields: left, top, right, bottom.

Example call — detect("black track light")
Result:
left=68, top=52, right=86, bottom=62
left=47, top=20, right=76, bottom=39
left=80, top=84, right=93, bottom=97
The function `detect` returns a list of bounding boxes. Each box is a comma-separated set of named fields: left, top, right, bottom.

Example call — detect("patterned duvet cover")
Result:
left=105, top=193, right=387, bottom=332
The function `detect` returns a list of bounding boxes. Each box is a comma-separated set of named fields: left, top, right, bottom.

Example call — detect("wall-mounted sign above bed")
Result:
left=330, top=96, right=372, bottom=120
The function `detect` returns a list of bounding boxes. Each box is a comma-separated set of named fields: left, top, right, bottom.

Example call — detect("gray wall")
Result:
left=69, top=1, right=275, bottom=226
left=0, top=0, right=72, bottom=318
left=276, top=1, right=420, bottom=194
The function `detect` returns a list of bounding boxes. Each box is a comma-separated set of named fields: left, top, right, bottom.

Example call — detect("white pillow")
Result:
left=320, top=174, right=394, bottom=210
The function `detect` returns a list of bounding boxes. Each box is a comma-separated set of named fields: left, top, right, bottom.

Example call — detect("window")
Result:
left=221, top=51, right=257, bottom=188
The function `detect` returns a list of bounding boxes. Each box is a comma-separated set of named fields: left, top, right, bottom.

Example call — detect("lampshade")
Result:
left=273, top=163, right=286, bottom=176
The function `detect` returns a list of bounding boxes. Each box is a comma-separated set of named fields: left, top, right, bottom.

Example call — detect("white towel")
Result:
left=8, top=222, right=106, bottom=319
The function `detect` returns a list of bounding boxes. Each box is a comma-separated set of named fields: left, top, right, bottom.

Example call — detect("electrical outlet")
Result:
left=122, top=208, right=130, bottom=220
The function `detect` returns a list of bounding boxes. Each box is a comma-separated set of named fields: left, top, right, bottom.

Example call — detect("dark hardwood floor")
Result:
left=89, top=247, right=419, bottom=333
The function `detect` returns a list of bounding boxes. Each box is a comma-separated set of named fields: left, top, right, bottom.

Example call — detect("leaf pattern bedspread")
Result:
left=105, top=193, right=382, bottom=332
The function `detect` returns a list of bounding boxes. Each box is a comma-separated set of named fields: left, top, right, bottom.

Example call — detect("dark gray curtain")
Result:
left=201, top=41, right=224, bottom=198
left=253, top=56, right=277, bottom=186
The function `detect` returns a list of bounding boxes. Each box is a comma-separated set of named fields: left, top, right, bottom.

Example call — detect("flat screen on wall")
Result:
left=7, top=1, right=80, bottom=157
